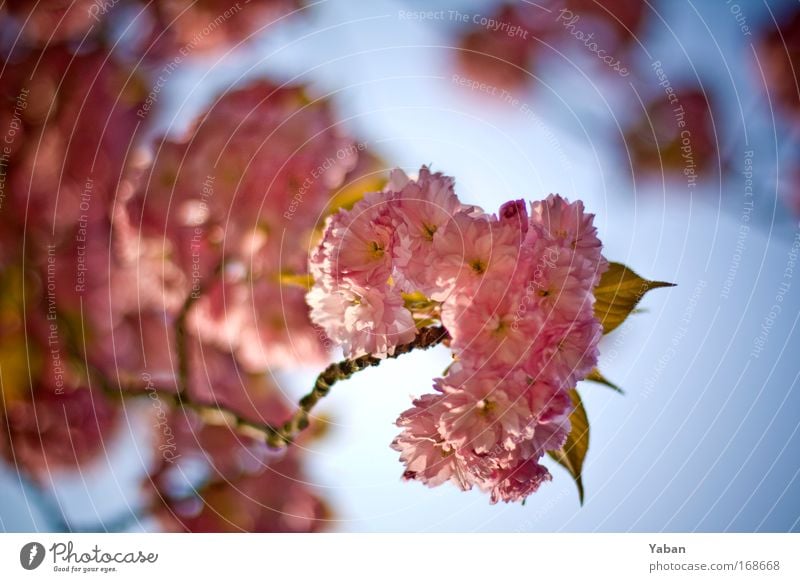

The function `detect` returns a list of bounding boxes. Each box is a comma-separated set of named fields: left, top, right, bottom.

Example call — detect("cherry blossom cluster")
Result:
left=0, top=66, right=353, bottom=529
left=308, top=167, right=607, bottom=503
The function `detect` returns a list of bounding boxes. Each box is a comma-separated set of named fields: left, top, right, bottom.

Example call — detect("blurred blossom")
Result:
left=142, top=0, right=301, bottom=59
left=456, top=3, right=543, bottom=90
left=0, top=46, right=146, bottom=242
left=147, top=412, right=329, bottom=533
left=128, top=81, right=377, bottom=369
left=454, top=1, right=647, bottom=91
left=1, top=384, right=118, bottom=481
left=0, top=0, right=300, bottom=58
left=562, top=0, right=646, bottom=48
left=758, top=6, right=800, bottom=120
left=1, top=0, right=101, bottom=45
left=623, top=87, right=718, bottom=186
left=0, top=1, right=368, bottom=528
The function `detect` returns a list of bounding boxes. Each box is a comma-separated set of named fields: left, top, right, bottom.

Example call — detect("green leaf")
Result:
left=402, top=291, right=434, bottom=310
left=277, top=272, right=314, bottom=290
left=585, top=368, right=624, bottom=394
left=594, top=262, right=674, bottom=334
left=547, top=389, right=589, bottom=504
left=323, top=175, right=387, bottom=217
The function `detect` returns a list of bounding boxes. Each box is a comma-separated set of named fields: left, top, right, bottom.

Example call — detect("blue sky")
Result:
left=2, top=0, right=799, bottom=532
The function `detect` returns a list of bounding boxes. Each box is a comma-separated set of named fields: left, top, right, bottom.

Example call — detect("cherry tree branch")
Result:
left=174, top=259, right=226, bottom=399
left=268, top=325, right=450, bottom=447
left=98, top=325, right=450, bottom=448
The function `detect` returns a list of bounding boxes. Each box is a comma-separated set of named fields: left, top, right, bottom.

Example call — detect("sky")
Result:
left=2, top=0, right=799, bottom=532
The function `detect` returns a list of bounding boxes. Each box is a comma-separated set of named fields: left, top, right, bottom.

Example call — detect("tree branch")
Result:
left=99, top=326, right=450, bottom=449
left=174, top=259, right=225, bottom=399
left=267, top=325, right=450, bottom=447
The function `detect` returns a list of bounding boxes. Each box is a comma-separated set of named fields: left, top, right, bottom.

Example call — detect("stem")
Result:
left=174, top=259, right=225, bottom=399
left=105, top=383, right=283, bottom=443
left=99, top=303, right=447, bottom=448
left=96, top=326, right=449, bottom=448
left=267, top=325, right=449, bottom=448
left=173, top=300, right=194, bottom=401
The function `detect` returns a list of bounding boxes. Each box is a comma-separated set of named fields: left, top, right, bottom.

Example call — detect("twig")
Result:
left=267, top=325, right=450, bottom=447
left=61, top=254, right=450, bottom=448
left=103, top=383, right=283, bottom=443
left=174, top=259, right=225, bottom=399
left=101, top=326, right=450, bottom=448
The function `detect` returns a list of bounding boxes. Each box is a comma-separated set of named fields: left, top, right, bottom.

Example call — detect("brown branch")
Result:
left=100, top=326, right=450, bottom=449
left=174, top=259, right=225, bottom=399
left=173, top=299, right=195, bottom=401
left=105, top=383, right=283, bottom=443
left=267, top=325, right=450, bottom=447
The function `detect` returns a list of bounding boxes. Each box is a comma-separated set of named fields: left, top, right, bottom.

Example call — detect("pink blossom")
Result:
left=312, top=191, right=397, bottom=289
left=309, top=167, right=607, bottom=504
left=390, top=167, right=476, bottom=293
left=523, top=241, right=598, bottom=324
left=344, top=285, right=416, bottom=358
left=391, top=394, right=473, bottom=490
left=308, top=282, right=416, bottom=359
left=443, top=279, right=542, bottom=370
left=430, top=211, right=525, bottom=302
left=526, top=318, right=603, bottom=388
left=529, top=194, right=606, bottom=283
left=436, top=367, right=534, bottom=454
left=2, top=385, right=117, bottom=482
left=306, top=283, right=352, bottom=348
left=498, top=198, right=529, bottom=235
left=489, top=458, right=553, bottom=503
left=529, top=380, right=573, bottom=426
left=392, top=364, right=577, bottom=502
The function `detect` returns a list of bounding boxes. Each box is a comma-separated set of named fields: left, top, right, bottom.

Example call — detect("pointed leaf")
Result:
left=547, top=389, right=589, bottom=504
left=594, top=262, right=674, bottom=334
left=585, top=368, right=624, bottom=394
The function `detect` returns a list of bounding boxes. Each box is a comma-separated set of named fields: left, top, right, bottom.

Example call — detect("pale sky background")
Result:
left=2, top=0, right=799, bottom=532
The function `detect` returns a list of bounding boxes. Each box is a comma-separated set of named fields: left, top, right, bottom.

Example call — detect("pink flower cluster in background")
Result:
left=0, top=65, right=363, bottom=528
left=308, top=167, right=607, bottom=503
